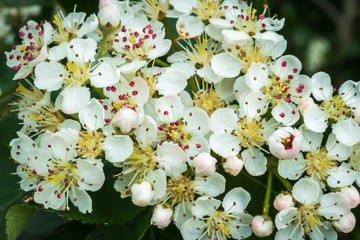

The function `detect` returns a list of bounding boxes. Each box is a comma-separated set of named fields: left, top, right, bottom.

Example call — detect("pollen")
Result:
left=167, top=176, right=194, bottom=206
left=235, top=46, right=271, bottom=73
left=193, top=89, right=225, bottom=115
left=158, top=120, right=191, bottom=149
left=297, top=205, right=321, bottom=233
left=122, top=145, right=156, bottom=177
left=193, top=0, right=224, bottom=21
left=77, top=130, right=104, bottom=158
left=235, top=118, right=265, bottom=149
left=204, top=211, right=237, bottom=239
left=321, top=95, right=352, bottom=121
left=305, top=148, right=336, bottom=181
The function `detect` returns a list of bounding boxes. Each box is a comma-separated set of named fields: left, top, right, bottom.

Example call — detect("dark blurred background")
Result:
left=0, top=0, right=359, bottom=239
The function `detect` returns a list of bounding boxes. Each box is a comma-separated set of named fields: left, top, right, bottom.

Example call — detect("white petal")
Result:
left=271, top=102, right=299, bottom=126
left=327, top=164, right=357, bottom=188
left=155, top=95, right=184, bottom=123
left=209, top=132, right=240, bottom=158
left=180, top=219, right=206, bottom=240
left=308, top=222, right=337, bottom=240
left=34, top=61, right=66, bottom=91
left=146, top=169, right=167, bottom=202
left=69, top=188, right=92, bottom=213
left=278, top=156, right=306, bottom=180
left=78, top=98, right=105, bottom=131
left=194, top=172, right=226, bottom=197
left=303, top=103, right=328, bottom=133
left=102, top=135, right=133, bottom=163
left=222, top=29, right=251, bottom=44
left=119, top=60, right=147, bottom=73
left=318, top=193, right=350, bottom=220
left=274, top=207, right=298, bottom=229
left=176, top=15, right=204, bottom=38
left=90, top=62, right=119, bottom=88
left=339, top=80, right=360, bottom=107
left=10, top=132, right=36, bottom=164
left=242, top=91, right=269, bottom=119
left=48, top=43, right=68, bottom=61
left=156, top=70, right=187, bottom=96
left=67, top=38, right=97, bottom=63
left=167, top=51, right=187, bottom=63
left=183, top=107, right=210, bottom=136
left=311, top=71, right=333, bottom=101
left=156, top=142, right=187, bottom=176
left=241, top=148, right=267, bottom=176
left=326, top=133, right=352, bottom=160
left=254, top=31, right=286, bottom=59
left=245, top=62, right=269, bottom=91
left=59, top=85, right=90, bottom=114
left=211, top=52, right=241, bottom=78
left=76, top=160, right=105, bottom=191
left=271, top=55, right=302, bottom=81
left=197, top=63, right=222, bottom=84
left=210, top=108, right=238, bottom=133
left=274, top=225, right=303, bottom=240
left=292, top=177, right=322, bottom=205
left=135, top=115, right=157, bottom=145
left=128, top=77, right=150, bottom=105
left=290, top=74, right=312, bottom=104
left=222, top=187, right=251, bottom=214
left=148, top=39, right=172, bottom=59
left=169, top=0, right=196, bottom=13
left=262, top=17, right=285, bottom=31
left=192, top=196, right=221, bottom=218
left=299, top=125, right=323, bottom=152
left=185, top=136, right=210, bottom=163
left=332, top=119, right=360, bottom=147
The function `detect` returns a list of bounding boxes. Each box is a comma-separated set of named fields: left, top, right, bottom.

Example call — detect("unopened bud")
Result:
left=269, top=127, right=303, bottom=159
left=223, top=155, right=243, bottom=176
left=251, top=215, right=273, bottom=237
left=298, top=97, right=314, bottom=114
left=273, top=192, right=294, bottom=211
left=192, top=152, right=217, bottom=176
left=333, top=212, right=356, bottom=233
left=151, top=204, right=173, bottom=229
left=112, top=107, right=140, bottom=134
left=340, top=185, right=360, bottom=209
left=131, top=181, right=154, bottom=207
left=98, top=0, right=121, bottom=28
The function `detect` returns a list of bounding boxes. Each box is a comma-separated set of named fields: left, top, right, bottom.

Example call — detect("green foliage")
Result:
left=5, top=205, right=36, bottom=240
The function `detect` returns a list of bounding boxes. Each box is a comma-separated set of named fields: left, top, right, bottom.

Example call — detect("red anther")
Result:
left=111, top=86, right=117, bottom=92
left=158, top=125, right=164, bottom=131
left=32, top=169, right=37, bottom=174
left=196, top=144, right=201, bottom=148
left=288, top=75, right=293, bottom=80
left=164, top=111, right=169, bottom=116
left=279, top=112, right=285, bottom=118
left=292, top=68, right=298, bottom=73
left=152, top=34, right=157, bottom=39
left=48, top=169, right=54, bottom=173
left=281, top=61, right=287, bottom=67
left=262, top=23, right=266, bottom=28
left=129, top=81, right=135, bottom=87
left=122, top=37, right=127, bottom=42
left=57, top=193, right=62, bottom=199
left=189, top=156, right=194, bottom=160
left=259, top=14, right=265, bottom=20
left=38, top=186, right=43, bottom=192
left=132, top=90, right=138, bottom=96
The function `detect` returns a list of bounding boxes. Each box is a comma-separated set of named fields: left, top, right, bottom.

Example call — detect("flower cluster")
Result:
left=6, top=0, right=360, bottom=239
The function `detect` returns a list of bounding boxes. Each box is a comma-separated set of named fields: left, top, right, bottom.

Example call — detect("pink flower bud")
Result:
left=151, top=204, right=173, bottom=229
left=131, top=181, right=154, bottom=207
left=340, top=185, right=360, bottom=209
left=251, top=215, right=274, bottom=237
left=98, top=0, right=121, bottom=27
left=297, top=97, right=314, bottom=114
left=273, top=192, right=294, bottom=211
left=269, top=127, right=303, bottom=159
left=333, top=212, right=356, bottom=233
left=223, top=155, right=243, bottom=176
left=112, top=107, right=140, bottom=134
left=192, top=152, right=217, bottom=176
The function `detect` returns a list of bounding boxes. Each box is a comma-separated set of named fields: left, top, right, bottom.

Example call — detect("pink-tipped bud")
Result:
left=333, top=212, right=356, bottom=233
left=269, top=127, right=303, bottom=159
left=151, top=204, right=173, bottom=229
left=223, top=155, right=243, bottom=176
left=273, top=192, right=294, bottom=211
left=340, top=185, right=360, bottom=209
left=112, top=107, right=140, bottom=134
left=131, top=181, right=154, bottom=207
left=298, top=97, right=314, bottom=114
left=192, top=152, right=217, bottom=176
left=98, top=0, right=121, bottom=28
left=251, top=215, right=273, bottom=237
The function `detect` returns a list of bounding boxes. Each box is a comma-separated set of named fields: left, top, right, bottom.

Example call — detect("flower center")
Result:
left=281, top=134, right=295, bottom=150
left=77, top=130, right=104, bottom=158
left=297, top=205, right=320, bottom=233
left=167, top=176, right=194, bottom=206
left=321, top=95, right=352, bottom=121
left=122, top=145, right=156, bottom=177
left=235, top=118, right=264, bottom=148
left=264, top=75, right=292, bottom=105
left=158, top=120, right=191, bottom=149
left=64, top=61, right=90, bottom=86
left=114, top=25, right=158, bottom=61
left=193, top=89, right=225, bottom=115
left=52, top=12, right=77, bottom=44
left=205, top=211, right=237, bottom=239
left=193, top=0, right=224, bottom=21
left=143, top=0, right=169, bottom=20
left=305, top=148, right=336, bottom=181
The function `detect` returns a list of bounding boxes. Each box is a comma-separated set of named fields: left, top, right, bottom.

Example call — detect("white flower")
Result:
left=278, top=133, right=356, bottom=187
left=5, top=20, right=52, bottom=79
left=113, top=17, right=171, bottom=73
left=235, top=55, right=312, bottom=126
left=339, top=185, right=360, bottom=209
left=251, top=215, right=274, bottom=237
left=143, top=0, right=170, bottom=20
left=268, top=127, right=303, bottom=159
left=180, top=187, right=253, bottom=240
left=332, top=212, right=356, bottom=233
left=98, top=0, right=121, bottom=27
left=151, top=204, right=173, bottom=229
left=155, top=94, right=211, bottom=161
left=223, top=155, right=243, bottom=176
left=209, top=108, right=269, bottom=176
left=275, top=178, right=350, bottom=240
left=192, top=152, right=217, bottom=177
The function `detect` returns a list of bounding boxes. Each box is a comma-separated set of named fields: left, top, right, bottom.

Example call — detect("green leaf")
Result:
left=5, top=205, right=36, bottom=240
left=1, top=0, right=55, bottom=7
left=57, top=162, right=144, bottom=224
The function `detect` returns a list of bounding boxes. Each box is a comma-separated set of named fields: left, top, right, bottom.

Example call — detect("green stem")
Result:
left=155, top=58, right=170, bottom=67
left=272, top=168, right=292, bottom=191
left=262, top=171, right=273, bottom=216
left=161, top=17, right=180, bottom=51
left=240, top=171, right=277, bottom=194
left=99, top=31, right=110, bottom=58
left=187, top=76, right=198, bottom=93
